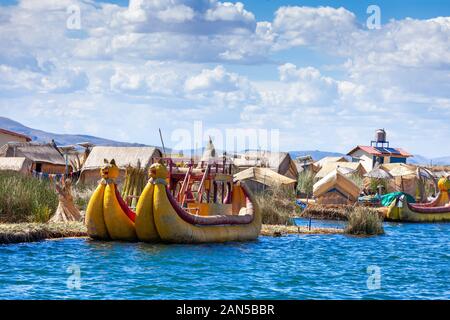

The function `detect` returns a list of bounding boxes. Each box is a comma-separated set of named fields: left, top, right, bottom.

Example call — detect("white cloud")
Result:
left=18, top=0, right=77, bottom=10
left=0, top=64, right=88, bottom=94
left=279, top=64, right=322, bottom=82
left=0, top=2, right=449, bottom=156
left=261, top=64, right=340, bottom=107
left=157, top=5, right=195, bottom=23
left=205, top=2, right=254, bottom=23
left=184, top=65, right=258, bottom=110
left=0, top=65, right=41, bottom=93
left=41, top=68, right=89, bottom=93
left=109, top=62, right=187, bottom=96
left=110, top=68, right=146, bottom=93
left=121, top=0, right=147, bottom=23
left=272, top=6, right=358, bottom=49
left=185, top=66, right=240, bottom=92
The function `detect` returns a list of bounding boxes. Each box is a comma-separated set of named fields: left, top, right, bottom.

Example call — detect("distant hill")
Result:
left=289, top=150, right=347, bottom=161
left=290, top=149, right=450, bottom=165
left=407, top=155, right=430, bottom=165
left=431, top=156, right=450, bottom=165
left=0, top=116, right=147, bottom=147
left=408, top=155, right=450, bottom=166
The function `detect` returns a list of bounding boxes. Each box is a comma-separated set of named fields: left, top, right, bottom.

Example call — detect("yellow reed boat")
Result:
left=387, top=176, right=450, bottom=222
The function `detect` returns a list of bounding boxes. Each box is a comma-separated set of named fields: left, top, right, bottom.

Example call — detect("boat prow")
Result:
left=85, top=159, right=137, bottom=241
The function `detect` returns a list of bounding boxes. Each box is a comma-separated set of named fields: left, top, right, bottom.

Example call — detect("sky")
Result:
left=0, top=0, right=449, bottom=157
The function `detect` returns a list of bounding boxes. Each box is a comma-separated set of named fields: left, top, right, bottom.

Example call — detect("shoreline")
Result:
left=0, top=222, right=343, bottom=244
left=297, top=204, right=387, bottom=221
left=0, top=222, right=87, bottom=245
left=261, top=224, right=343, bottom=237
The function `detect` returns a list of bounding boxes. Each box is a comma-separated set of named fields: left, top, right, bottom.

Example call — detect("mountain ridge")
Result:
left=0, top=116, right=147, bottom=147
left=1, top=117, right=449, bottom=164
left=288, top=150, right=450, bottom=165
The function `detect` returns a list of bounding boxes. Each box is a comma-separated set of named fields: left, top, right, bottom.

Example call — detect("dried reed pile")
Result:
left=121, top=161, right=148, bottom=208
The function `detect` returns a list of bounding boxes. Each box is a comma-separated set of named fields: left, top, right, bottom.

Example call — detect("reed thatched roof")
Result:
left=364, top=167, right=393, bottom=179
left=313, top=169, right=360, bottom=200
left=315, top=162, right=366, bottom=179
left=0, top=142, right=65, bottom=165
left=0, top=157, right=32, bottom=173
left=234, top=167, right=296, bottom=188
left=314, top=156, right=348, bottom=168
left=82, top=146, right=162, bottom=170
left=232, top=150, right=298, bottom=179
left=381, top=163, right=416, bottom=177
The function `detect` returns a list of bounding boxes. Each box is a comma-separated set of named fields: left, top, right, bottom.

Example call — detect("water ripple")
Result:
left=0, top=222, right=449, bottom=299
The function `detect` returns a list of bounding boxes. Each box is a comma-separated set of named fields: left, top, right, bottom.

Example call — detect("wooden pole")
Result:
left=197, top=164, right=210, bottom=203
left=213, top=181, right=217, bottom=203
left=64, top=152, right=69, bottom=177
left=159, top=128, right=166, bottom=156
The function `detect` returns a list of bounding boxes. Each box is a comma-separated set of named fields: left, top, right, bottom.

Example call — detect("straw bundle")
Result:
left=49, top=178, right=81, bottom=223
left=121, top=160, right=148, bottom=208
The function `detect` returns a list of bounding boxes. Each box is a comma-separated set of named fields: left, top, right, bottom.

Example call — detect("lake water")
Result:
left=0, top=220, right=449, bottom=300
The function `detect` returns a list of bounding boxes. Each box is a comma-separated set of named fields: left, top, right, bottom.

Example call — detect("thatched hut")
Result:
left=380, top=163, right=419, bottom=198
left=364, top=163, right=439, bottom=201
left=314, top=156, right=348, bottom=168
left=315, top=162, right=366, bottom=180
left=80, top=146, right=162, bottom=184
left=0, top=142, right=66, bottom=174
left=234, top=167, right=296, bottom=193
left=0, top=157, right=33, bottom=174
left=313, top=169, right=360, bottom=205
left=232, top=150, right=298, bottom=179
left=364, top=166, right=393, bottom=180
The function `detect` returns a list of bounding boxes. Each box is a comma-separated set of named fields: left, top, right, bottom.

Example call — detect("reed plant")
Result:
left=72, top=183, right=97, bottom=211
left=297, top=170, right=315, bottom=197
left=301, top=204, right=350, bottom=220
left=347, top=173, right=365, bottom=190
left=368, top=178, right=388, bottom=194
left=255, top=185, right=298, bottom=225
left=0, top=171, right=58, bottom=223
left=344, top=206, right=384, bottom=235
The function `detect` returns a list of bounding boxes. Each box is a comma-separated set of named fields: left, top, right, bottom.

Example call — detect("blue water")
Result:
left=0, top=221, right=449, bottom=300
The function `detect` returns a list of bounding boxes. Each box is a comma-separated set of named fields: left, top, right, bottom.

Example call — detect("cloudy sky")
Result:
left=0, top=0, right=449, bottom=157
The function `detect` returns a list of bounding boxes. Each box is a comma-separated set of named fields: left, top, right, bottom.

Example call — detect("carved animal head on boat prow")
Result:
left=149, top=162, right=168, bottom=180
left=438, top=176, right=450, bottom=192
left=100, top=159, right=120, bottom=180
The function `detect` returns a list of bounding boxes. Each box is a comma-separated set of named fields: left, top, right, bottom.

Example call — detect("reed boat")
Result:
left=86, top=157, right=261, bottom=243
left=386, top=176, right=450, bottom=222
left=142, top=161, right=261, bottom=243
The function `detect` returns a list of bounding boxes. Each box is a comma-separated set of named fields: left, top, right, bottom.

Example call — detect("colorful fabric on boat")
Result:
left=381, top=192, right=415, bottom=207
